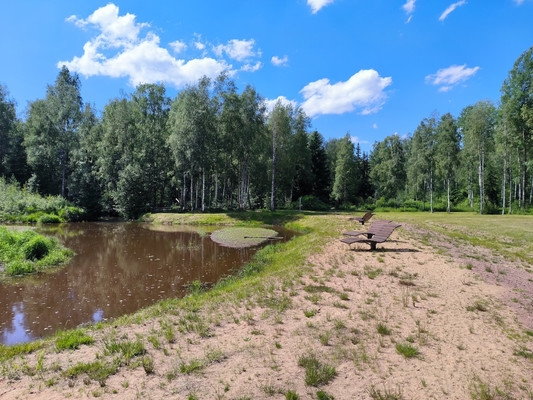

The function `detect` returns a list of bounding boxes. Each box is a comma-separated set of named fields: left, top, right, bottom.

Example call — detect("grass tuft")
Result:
left=298, top=352, right=336, bottom=387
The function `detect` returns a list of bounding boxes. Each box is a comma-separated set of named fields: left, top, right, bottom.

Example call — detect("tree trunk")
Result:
left=501, top=158, right=506, bottom=215
left=446, top=178, right=451, bottom=213
left=201, top=168, right=205, bottom=212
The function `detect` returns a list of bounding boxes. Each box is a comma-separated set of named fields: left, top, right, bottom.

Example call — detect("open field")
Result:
left=1, top=211, right=532, bottom=399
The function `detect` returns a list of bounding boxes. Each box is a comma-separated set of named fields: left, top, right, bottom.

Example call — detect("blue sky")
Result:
left=1, top=1, right=532, bottom=152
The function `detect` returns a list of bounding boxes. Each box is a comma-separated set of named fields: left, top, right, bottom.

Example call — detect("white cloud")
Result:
left=214, top=39, right=259, bottom=61
left=439, top=1, right=467, bottom=21
left=307, top=0, right=335, bottom=14
left=271, top=55, right=289, bottom=67
left=402, top=0, right=416, bottom=14
left=425, top=64, right=480, bottom=92
left=265, top=96, right=298, bottom=113
left=241, top=62, right=262, bottom=72
left=514, top=0, right=524, bottom=4
left=169, top=40, right=187, bottom=54
left=300, top=70, right=392, bottom=117
left=59, top=3, right=262, bottom=89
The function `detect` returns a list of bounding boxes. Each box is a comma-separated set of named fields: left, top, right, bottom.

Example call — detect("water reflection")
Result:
left=0, top=222, right=288, bottom=345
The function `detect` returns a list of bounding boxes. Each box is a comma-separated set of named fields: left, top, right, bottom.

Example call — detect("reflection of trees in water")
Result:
left=0, top=222, right=260, bottom=345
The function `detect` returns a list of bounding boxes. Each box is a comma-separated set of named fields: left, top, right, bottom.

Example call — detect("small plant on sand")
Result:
left=469, top=375, right=512, bottom=400
left=285, top=390, right=300, bottom=400
left=377, top=323, right=392, bottom=336
left=179, top=359, right=204, bottom=374
left=304, top=308, right=318, bottom=318
left=364, top=266, right=383, bottom=280
left=368, top=384, right=403, bottom=400
left=316, top=390, right=335, bottom=400
left=298, top=352, right=336, bottom=387
left=395, top=342, right=420, bottom=358
left=319, top=331, right=331, bottom=346
left=466, top=299, right=489, bottom=312
left=103, top=339, right=146, bottom=365
left=63, top=360, right=117, bottom=384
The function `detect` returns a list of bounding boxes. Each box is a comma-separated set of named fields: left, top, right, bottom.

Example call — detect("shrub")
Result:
left=22, top=236, right=51, bottom=261
left=295, top=195, right=330, bottom=211
left=37, top=213, right=62, bottom=224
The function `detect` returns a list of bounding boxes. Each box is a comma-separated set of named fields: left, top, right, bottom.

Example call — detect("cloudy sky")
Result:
left=1, top=0, right=531, bottom=151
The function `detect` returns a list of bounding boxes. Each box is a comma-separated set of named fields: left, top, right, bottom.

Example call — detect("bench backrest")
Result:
left=361, top=212, right=374, bottom=221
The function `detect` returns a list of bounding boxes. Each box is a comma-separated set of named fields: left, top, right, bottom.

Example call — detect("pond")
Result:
left=0, top=222, right=294, bottom=346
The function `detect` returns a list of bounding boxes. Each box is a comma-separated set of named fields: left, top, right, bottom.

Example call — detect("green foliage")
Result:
left=0, top=178, right=85, bottom=223
left=294, top=195, right=330, bottom=211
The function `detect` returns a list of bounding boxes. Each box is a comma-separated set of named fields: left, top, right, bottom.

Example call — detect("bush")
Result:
left=38, top=213, right=62, bottom=224
left=22, top=236, right=52, bottom=261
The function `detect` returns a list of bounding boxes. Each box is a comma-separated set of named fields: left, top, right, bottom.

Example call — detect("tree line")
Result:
left=0, top=46, right=532, bottom=218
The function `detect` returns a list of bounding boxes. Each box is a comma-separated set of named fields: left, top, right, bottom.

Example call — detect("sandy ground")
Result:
left=1, top=222, right=532, bottom=399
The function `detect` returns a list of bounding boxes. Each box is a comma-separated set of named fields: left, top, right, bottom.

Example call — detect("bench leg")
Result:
left=370, top=242, right=377, bottom=251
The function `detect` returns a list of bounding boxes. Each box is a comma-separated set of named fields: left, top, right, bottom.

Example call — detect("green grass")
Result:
left=63, top=360, right=117, bottom=383
left=298, top=352, right=337, bottom=387
left=103, top=339, right=146, bottom=365
left=0, top=341, right=45, bottom=362
left=382, top=212, right=533, bottom=265
left=395, top=342, right=420, bottom=358
left=368, top=385, right=404, bottom=400
left=55, top=329, right=94, bottom=350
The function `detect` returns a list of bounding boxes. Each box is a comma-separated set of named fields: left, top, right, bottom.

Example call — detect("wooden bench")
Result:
left=341, top=220, right=401, bottom=251
left=348, top=211, right=374, bottom=225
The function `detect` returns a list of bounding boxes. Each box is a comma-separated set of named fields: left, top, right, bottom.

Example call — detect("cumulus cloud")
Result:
left=425, top=64, right=480, bottom=92
left=271, top=55, right=289, bottom=67
left=58, top=3, right=262, bottom=89
left=300, top=70, right=392, bottom=117
left=213, top=39, right=260, bottom=61
left=439, top=1, right=467, bottom=21
left=307, top=0, right=335, bottom=14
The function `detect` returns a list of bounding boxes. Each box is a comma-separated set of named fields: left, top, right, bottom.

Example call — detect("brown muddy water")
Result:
left=0, top=222, right=294, bottom=345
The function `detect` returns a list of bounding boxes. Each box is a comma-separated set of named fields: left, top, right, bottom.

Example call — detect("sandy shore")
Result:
left=1, top=222, right=532, bottom=399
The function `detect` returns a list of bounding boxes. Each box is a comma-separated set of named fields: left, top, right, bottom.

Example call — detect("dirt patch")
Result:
left=1, top=224, right=532, bottom=399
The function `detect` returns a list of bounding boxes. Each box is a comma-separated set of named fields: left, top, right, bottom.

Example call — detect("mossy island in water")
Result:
left=210, top=227, right=279, bottom=248
left=0, top=227, right=74, bottom=279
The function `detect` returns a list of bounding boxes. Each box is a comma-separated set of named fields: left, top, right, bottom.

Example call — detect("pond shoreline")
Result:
left=1, top=212, right=532, bottom=399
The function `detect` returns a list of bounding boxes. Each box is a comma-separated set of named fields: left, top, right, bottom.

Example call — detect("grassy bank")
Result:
left=1, top=210, right=532, bottom=398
